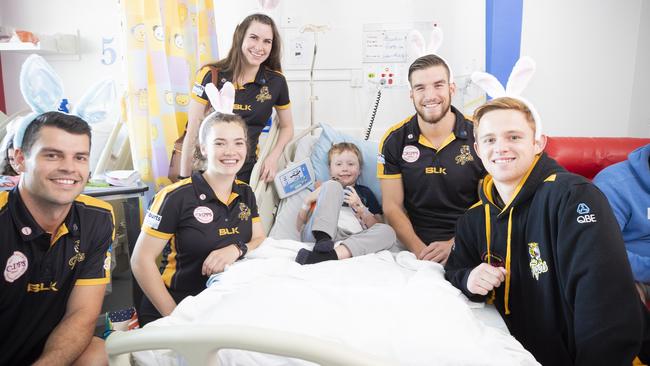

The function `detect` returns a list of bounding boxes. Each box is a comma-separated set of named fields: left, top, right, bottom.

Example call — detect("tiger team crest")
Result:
left=238, top=203, right=251, bottom=221
left=256, top=86, right=272, bottom=103
left=528, top=242, right=548, bottom=280
left=69, top=240, right=86, bottom=270
left=455, top=145, right=474, bottom=165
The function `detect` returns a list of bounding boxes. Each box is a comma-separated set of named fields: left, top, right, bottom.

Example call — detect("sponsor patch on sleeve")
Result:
left=377, top=154, right=385, bottom=164
left=576, top=202, right=597, bottom=224
left=191, top=83, right=205, bottom=96
left=144, top=211, right=162, bottom=229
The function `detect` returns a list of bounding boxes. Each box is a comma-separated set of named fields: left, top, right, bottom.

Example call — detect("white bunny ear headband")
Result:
left=256, top=0, right=280, bottom=18
left=258, top=0, right=280, bottom=11
left=471, top=56, right=542, bottom=139
left=407, top=25, right=454, bottom=82
left=13, top=54, right=116, bottom=149
left=204, top=82, right=235, bottom=116
left=198, top=82, right=236, bottom=144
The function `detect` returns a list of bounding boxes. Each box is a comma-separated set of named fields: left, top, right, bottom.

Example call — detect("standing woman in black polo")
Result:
left=179, top=13, right=294, bottom=183
left=132, top=111, right=266, bottom=326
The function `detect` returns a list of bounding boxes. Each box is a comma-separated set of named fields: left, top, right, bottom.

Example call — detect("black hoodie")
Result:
left=445, top=153, right=644, bottom=365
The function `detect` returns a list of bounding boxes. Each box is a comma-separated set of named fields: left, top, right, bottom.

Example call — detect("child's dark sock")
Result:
left=312, top=230, right=335, bottom=252
left=295, top=248, right=338, bottom=265
left=313, top=239, right=335, bottom=252
left=313, top=230, right=331, bottom=242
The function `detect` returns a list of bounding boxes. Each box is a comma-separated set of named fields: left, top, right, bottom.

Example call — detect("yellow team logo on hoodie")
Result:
left=528, top=242, right=548, bottom=280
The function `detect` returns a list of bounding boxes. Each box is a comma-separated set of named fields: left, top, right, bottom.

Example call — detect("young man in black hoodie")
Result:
left=444, top=97, right=646, bottom=365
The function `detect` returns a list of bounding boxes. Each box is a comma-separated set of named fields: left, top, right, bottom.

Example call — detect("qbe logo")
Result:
left=576, top=203, right=597, bottom=224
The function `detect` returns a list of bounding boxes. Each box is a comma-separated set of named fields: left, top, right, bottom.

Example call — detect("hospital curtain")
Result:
left=121, top=0, right=218, bottom=195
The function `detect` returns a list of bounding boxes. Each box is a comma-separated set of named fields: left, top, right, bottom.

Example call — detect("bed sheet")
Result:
left=133, top=238, right=538, bottom=366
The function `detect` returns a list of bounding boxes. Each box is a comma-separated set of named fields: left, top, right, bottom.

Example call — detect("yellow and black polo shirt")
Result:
left=142, top=172, right=260, bottom=295
left=191, top=66, right=291, bottom=171
left=378, top=106, right=486, bottom=243
left=0, top=188, right=114, bottom=365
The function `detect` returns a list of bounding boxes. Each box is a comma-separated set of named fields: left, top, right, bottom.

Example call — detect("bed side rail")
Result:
left=106, top=324, right=395, bottom=366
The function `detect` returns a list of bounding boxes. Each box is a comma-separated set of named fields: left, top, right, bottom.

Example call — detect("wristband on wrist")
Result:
left=234, top=241, right=248, bottom=260
left=233, top=244, right=242, bottom=257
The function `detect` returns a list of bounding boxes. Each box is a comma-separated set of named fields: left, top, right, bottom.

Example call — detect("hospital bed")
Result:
left=106, top=122, right=540, bottom=365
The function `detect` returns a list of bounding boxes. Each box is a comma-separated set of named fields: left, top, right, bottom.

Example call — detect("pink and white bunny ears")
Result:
left=256, top=0, right=280, bottom=19
left=204, top=82, right=235, bottom=116
left=471, top=56, right=542, bottom=139
left=13, top=54, right=116, bottom=149
left=258, top=0, right=280, bottom=11
left=407, top=26, right=453, bottom=82
left=198, top=82, right=236, bottom=144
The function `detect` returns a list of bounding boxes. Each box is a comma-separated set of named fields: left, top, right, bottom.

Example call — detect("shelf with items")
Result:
left=0, top=31, right=79, bottom=55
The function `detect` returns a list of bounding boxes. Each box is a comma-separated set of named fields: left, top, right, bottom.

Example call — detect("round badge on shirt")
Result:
left=402, top=145, right=420, bottom=163
left=193, top=206, right=214, bottom=224
left=4, top=251, right=28, bottom=283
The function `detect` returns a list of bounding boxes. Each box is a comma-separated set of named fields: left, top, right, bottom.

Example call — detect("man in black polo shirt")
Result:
left=378, top=54, right=485, bottom=264
left=0, top=112, right=114, bottom=365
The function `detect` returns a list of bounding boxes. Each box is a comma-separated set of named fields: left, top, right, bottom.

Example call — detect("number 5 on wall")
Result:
left=102, top=37, right=117, bottom=65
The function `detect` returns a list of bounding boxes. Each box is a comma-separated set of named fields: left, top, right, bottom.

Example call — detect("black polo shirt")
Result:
left=191, top=66, right=291, bottom=165
left=142, top=172, right=260, bottom=295
left=378, top=106, right=485, bottom=243
left=0, top=189, right=114, bottom=365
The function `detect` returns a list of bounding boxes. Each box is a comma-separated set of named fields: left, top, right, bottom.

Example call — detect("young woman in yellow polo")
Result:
left=132, top=111, right=266, bottom=326
left=180, top=13, right=294, bottom=184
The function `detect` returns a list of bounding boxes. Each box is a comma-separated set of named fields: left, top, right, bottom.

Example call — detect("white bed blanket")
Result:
left=134, top=238, right=539, bottom=365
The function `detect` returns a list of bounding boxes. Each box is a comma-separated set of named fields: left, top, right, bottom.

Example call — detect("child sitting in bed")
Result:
left=295, top=142, right=396, bottom=264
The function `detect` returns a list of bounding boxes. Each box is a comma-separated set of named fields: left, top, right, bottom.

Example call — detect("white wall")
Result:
left=1, top=1, right=648, bottom=140
left=0, top=0, right=124, bottom=168
left=214, top=0, right=485, bottom=140
left=217, top=0, right=649, bottom=138
left=521, top=0, right=646, bottom=137
left=629, top=0, right=650, bottom=137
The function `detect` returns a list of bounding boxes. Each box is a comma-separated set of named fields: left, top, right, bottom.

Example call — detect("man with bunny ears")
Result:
left=379, top=48, right=485, bottom=264
left=445, top=57, right=646, bottom=364
left=1, top=55, right=115, bottom=365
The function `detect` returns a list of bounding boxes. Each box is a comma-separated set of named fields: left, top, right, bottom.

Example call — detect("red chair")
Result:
left=545, top=137, right=650, bottom=180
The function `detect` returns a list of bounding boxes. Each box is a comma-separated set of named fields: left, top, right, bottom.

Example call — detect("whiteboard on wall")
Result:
left=362, top=29, right=408, bottom=63
left=361, top=22, right=436, bottom=64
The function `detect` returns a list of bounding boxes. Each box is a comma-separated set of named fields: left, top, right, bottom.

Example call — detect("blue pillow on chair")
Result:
left=311, top=124, right=382, bottom=202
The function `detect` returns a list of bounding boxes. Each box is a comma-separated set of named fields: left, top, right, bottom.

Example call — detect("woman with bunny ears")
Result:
left=445, top=58, right=646, bottom=365
left=132, top=83, right=266, bottom=326
left=179, top=12, right=294, bottom=184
